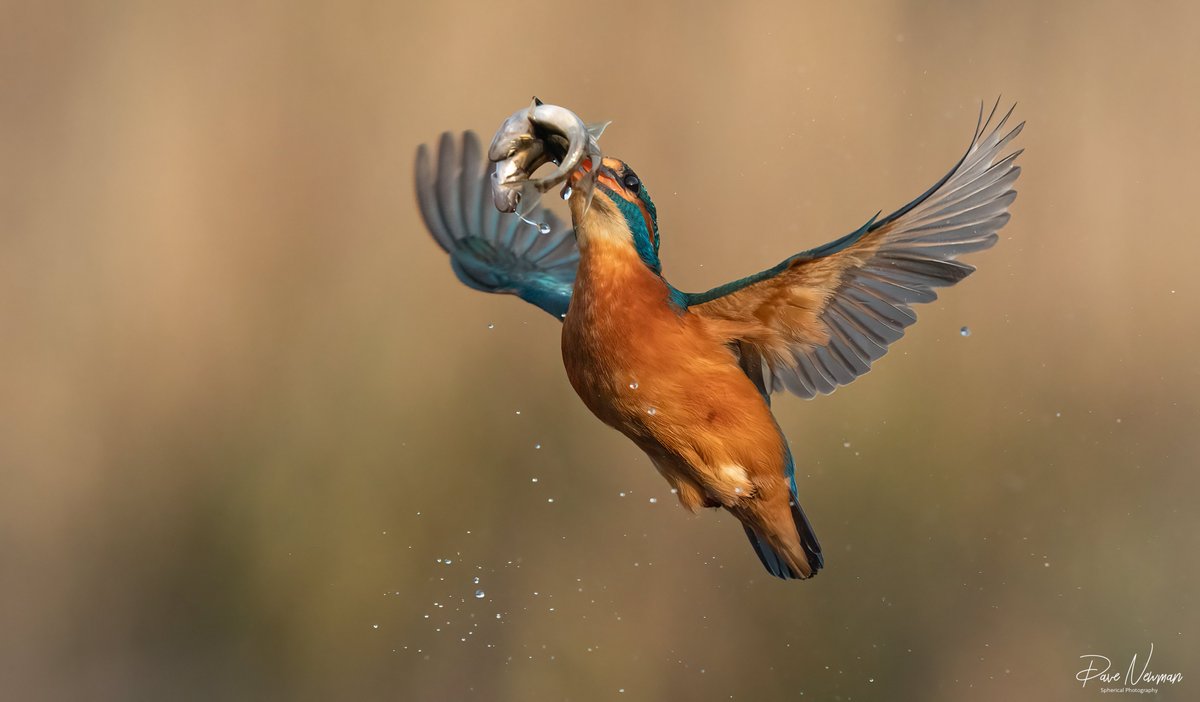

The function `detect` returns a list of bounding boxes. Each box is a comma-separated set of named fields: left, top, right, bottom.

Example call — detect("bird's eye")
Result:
left=623, top=173, right=641, bottom=190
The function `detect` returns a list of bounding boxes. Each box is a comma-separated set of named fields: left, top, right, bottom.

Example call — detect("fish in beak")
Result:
left=488, top=98, right=609, bottom=220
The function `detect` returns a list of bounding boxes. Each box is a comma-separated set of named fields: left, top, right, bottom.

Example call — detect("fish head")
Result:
left=488, top=98, right=607, bottom=215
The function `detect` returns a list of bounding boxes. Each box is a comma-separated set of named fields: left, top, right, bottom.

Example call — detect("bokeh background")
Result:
left=3, top=1, right=1198, bottom=700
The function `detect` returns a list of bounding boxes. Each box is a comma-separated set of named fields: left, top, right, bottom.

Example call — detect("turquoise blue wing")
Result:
left=415, top=131, right=577, bottom=319
left=689, top=102, right=1023, bottom=399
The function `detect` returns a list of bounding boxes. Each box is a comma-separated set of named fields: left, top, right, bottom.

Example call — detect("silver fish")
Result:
left=488, top=98, right=608, bottom=216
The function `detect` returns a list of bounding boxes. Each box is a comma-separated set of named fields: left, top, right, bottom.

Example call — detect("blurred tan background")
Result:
left=2, top=1, right=1198, bottom=700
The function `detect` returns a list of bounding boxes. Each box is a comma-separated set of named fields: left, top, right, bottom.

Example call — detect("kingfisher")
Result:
left=415, top=100, right=1023, bottom=580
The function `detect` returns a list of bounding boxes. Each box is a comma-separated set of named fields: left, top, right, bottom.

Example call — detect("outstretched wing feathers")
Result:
left=688, top=102, right=1023, bottom=399
left=416, top=104, right=1021, bottom=399
left=415, top=131, right=578, bottom=319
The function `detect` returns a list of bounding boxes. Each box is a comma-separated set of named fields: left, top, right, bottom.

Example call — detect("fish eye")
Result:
left=622, top=173, right=641, bottom=190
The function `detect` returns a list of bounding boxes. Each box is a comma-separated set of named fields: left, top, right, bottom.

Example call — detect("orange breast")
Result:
left=562, top=241, right=666, bottom=430
left=561, top=239, right=787, bottom=488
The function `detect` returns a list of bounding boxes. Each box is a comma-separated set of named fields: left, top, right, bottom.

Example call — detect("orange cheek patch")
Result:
left=596, top=171, right=622, bottom=191
left=637, top=201, right=656, bottom=248
left=595, top=174, right=656, bottom=247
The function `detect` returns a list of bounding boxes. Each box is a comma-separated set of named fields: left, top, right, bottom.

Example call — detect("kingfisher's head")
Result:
left=568, top=156, right=661, bottom=272
left=486, top=100, right=661, bottom=271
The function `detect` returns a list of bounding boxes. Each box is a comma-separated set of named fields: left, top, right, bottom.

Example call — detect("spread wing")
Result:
left=415, top=131, right=578, bottom=319
left=688, top=102, right=1023, bottom=399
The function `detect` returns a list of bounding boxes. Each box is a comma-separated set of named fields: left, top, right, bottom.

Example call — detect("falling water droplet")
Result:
left=538, top=223, right=551, bottom=234
left=629, top=381, right=639, bottom=390
left=646, top=407, right=657, bottom=416
left=842, top=441, right=851, bottom=448
left=487, top=323, right=495, bottom=330
left=473, top=576, right=480, bottom=584
left=534, top=443, right=542, bottom=450
left=561, top=185, right=573, bottom=200
left=475, top=590, right=485, bottom=599
left=960, top=326, right=971, bottom=337
left=649, top=498, right=657, bottom=504
left=531, top=477, right=538, bottom=483
left=372, top=624, right=380, bottom=629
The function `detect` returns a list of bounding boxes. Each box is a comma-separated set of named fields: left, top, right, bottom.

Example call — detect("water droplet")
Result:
left=960, top=326, right=971, bottom=337
left=372, top=624, right=380, bottom=629
left=487, top=323, right=495, bottom=330
left=646, top=407, right=657, bottom=416
left=649, top=498, right=657, bottom=504
left=473, top=576, right=480, bottom=584
left=547, top=498, right=554, bottom=503
left=629, top=381, right=639, bottom=390
left=531, top=477, right=538, bottom=483
left=561, top=185, right=573, bottom=200
left=515, top=410, right=521, bottom=415
left=618, top=492, right=626, bottom=497
left=495, top=613, right=502, bottom=619
left=534, top=443, right=541, bottom=449
left=444, top=559, right=452, bottom=565
left=474, top=590, right=485, bottom=598
left=842, top=441, right=851, bottom=448
left=538, top=223, right=551, bottom=234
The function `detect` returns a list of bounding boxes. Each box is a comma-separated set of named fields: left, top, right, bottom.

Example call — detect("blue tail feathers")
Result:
left=743, top=442, right=823, bottom=580
left=742, top=481, right=824, bottom=580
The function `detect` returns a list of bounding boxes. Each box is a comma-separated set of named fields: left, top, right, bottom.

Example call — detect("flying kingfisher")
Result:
left=415, top=101, right=1023, bottom=579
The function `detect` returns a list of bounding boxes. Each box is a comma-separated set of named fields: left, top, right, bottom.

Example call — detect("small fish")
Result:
left=488, top=98, right=608, bottom=218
